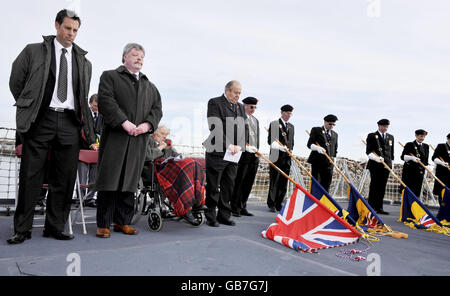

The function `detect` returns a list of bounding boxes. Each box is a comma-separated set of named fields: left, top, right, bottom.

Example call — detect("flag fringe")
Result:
left=398, top=218, right=450, bottom=236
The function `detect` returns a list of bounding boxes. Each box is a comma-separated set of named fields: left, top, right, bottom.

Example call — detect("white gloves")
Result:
left=368, top=152, right=384, bottom=163
left=271, top=141, right=286, bottom=152
left=246, top=145, right=257, bottom=153
left=404, top=155, right=419, bottom=163
left=310, top=144, right=326, bottom=154
left=434, top=158, right=448, bottom=167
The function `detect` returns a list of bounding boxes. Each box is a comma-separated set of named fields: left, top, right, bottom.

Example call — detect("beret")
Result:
left=242, top=97, right=258, bottom=105
left=377, top=119, right=390, bottom=126
left=415, top=129, right=428, bottom=136
left=281, top=104, right=293, bottom=112
left=447, top=133, right=450, bottom=139
left=323, top=114, right=338, bottom=122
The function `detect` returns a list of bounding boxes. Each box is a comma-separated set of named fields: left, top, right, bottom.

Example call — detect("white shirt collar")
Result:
left=280, top=118, right=289, bottom=127
left=54, top=38, right=73, bottom=54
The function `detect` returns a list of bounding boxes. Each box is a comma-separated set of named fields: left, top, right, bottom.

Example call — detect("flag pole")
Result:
left=361, top=140, right=407, bottom=187
left=305, top=130, right=352, bottom=184
left=398, top=141, right=446, bottom=188
left=430, top=144, right=450, bottom=171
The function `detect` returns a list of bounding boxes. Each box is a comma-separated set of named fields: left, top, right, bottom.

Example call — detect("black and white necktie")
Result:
left=57, top=48, right=68, bottom=103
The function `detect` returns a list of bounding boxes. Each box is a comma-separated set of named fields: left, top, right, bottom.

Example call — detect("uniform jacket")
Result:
left=307, top=126, right=337, bottom=167
left=366, top=131, right=395, bottom=169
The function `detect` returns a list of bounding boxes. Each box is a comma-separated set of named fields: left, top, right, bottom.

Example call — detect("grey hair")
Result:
left=122, top=43, right=145, bottom=63
left=225, top=80, right=241, bottom=91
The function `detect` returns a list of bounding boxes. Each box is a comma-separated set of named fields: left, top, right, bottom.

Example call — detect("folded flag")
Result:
left=347, top=183, right=384, bottom=231
left=399, top=186, right=449, bottom=235
left=262, top=184, right=361, bottom=253
left=309, top=176, right=356, bottom=226
left=436, top=186, right=450, bottom=227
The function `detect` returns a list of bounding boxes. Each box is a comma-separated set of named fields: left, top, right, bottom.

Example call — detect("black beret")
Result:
left=415, top=129, right=428, bottom=136
left=242, top=97, right=258, bottom=105
left=281, top=104, right=293, bottom=112
left=323, top=114, right=338, bottom=122
left=377, top=119, right=390, bottom=126
left=447, top=133, right=450, bottom=139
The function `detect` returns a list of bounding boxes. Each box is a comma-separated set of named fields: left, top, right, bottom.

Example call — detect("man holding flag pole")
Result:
left=431, top=133, right=450, bottom=198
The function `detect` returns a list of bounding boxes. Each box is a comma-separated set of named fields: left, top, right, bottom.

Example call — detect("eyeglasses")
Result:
left=250, top=106, right=257, bottom=110
left=327, top=122, right=336, bottom=126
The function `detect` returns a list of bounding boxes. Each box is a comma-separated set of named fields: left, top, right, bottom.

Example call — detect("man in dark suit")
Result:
left=365, top=119, right=394, bottom=214
left=203, top=80, right=247, bottom=226
left=7, top=9, right=96, bottom=244
left=432, top=133, right=450, bottom=198
left=77, top=94, right=102, bottom=207
left=307, top=114, right=338, bottom=192
left=267, top=105, right=294, bottom=212
left=231, top=97, right=260, bottom=217
left=400, top=129, right=430, bottom=197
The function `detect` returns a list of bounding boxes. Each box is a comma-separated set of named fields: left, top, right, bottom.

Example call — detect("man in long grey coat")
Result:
left=95, top=43, right=162, bottom=238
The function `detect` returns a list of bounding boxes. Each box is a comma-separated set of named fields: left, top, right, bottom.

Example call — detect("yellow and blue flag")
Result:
left=399, top=186, right=444, bottom=231
left=437, top=186, right=450, bottom=227
left=309, top=176, right=356, bottom=226
left=347, top=183, right=384, bottom=230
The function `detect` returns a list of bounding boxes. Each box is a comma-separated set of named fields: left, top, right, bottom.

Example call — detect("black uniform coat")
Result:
left=267, top=119, right=294, bottom=163
left=307, top=126, right=338, bottom=167
left=431, top=143, right=450, bottom=195
left=96, top=66, right=162, bottom=192
left=366, top=131, right=395, bottom=169
left=400, top=141, right=429, bottom=196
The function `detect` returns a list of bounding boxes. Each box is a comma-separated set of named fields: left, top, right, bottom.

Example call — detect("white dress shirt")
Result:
left=50, top=38, right=75, bottom=110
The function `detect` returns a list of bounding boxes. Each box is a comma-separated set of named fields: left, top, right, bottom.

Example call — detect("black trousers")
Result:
left=311, top=164, right=334, bottom=193
left=14, top=109, right=80, bottom=233
left=402, top=169, right=425, bottom=197
left=96, top=191, right=135, bottom=228
left=231, top=157, right=259, bottom=213
left=205, top=153, right=238, bottom=222
left=267, top=158, right=291, bottom=211
left=368, top=166, right=390, bottom=211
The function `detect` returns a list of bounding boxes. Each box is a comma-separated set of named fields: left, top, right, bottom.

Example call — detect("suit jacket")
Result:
left=432, top=143, right=450, bottom=164
left=307, top=126, right=337, bottom=167
left=203, top=95, right=248, bottom=157
left=401, top=141, right=429, bottom=173
left=268, top=119, right=294, bottom=163
left=366, top=131, right=394, bottom=169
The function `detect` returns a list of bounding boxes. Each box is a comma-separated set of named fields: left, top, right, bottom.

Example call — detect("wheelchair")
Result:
left=131, top=161, right=206, bottom=231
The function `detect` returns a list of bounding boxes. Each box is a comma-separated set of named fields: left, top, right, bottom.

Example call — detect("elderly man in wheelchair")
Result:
left=132, top=125, right=206, bottom=231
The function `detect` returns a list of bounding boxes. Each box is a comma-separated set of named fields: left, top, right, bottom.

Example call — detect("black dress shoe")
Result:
left=232, top=211, right=241, bottom=217
left=217, top=218, right=236, bottom=226
left=206, top=220, right=220, bottom=227
left=376, top=210, right=389, bottom=215
left=192, top=204, right=208, bottom=212
left=6, top=232, right=32, bottom=244
left=240, top=209, right=254, bottom=216
left=43, top=229, right=74, bottom=240
left=268, top=207, right=276, bottom=213
left=182, top=211, right=199, bottom=225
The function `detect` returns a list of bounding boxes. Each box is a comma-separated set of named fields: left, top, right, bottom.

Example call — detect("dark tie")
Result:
left=57, top=48, right=68, bottom=103
left=285, top=123, right=289, bottom=132
left=232, top=103, right=236, bottom=113
left=327, top=130, right=331, bottom=141
left=94, top=112, right=98, bottom=127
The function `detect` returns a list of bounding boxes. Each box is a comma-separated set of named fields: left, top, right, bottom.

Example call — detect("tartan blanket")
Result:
left=154, top=157, right=205, bottom=216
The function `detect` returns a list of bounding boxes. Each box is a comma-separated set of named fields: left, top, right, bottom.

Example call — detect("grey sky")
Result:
left=1, top=0, right=449, bottom=162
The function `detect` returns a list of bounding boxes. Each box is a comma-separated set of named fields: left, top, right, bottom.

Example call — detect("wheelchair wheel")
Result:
left=148, top=210, right=162, bottom=232
left=192, top=211, right=206, bottom=227
left=131, top=191, right=146, bottom=225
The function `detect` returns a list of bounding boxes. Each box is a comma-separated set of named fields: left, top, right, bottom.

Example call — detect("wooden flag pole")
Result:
left=362, top=140, right=407, bottom=187
left=430, top=144, right=450, bottom=171
left=398, top=141, right=446, bottom=188
left=305, top=130, right=352, bottom=184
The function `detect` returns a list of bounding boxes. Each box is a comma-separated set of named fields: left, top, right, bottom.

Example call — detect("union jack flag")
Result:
left=262, top=184, right=361, bottom=253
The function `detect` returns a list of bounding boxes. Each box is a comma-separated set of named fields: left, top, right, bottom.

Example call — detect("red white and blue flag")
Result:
left=262, top=184, right=361, bottom=253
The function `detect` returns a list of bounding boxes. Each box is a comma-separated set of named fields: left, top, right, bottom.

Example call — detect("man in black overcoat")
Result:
left=95, top=43, right=162, bottom=238
left=432, top=133, right=450, bottom=198
left=267, top=105, right=294, bottom=212
left=7, top=9, right=97, bottom=244
left=365, top=119, right=394, bottom=214
left=203, top=80, right=247, bottom=226
left=306, top=114, right=338, bottom=192
left=231, top=97, right=260, bottom=217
